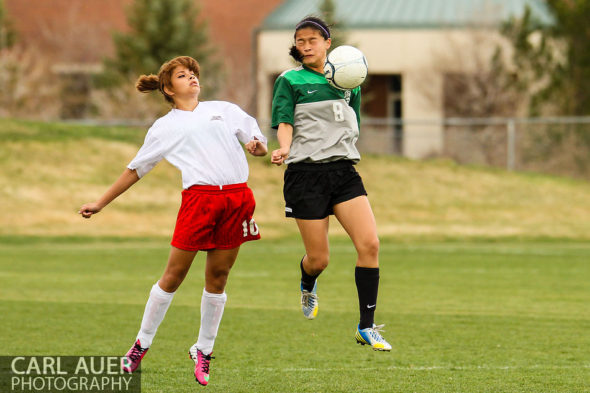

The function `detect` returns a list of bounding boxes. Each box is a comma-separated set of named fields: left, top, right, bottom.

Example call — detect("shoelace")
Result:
left=301, top=291, right=316, bottom=307
left=199, top=352, right=214, bottom=374
left=128, top=345, right=147, bottom=362
left=370, top=324, right=387, bottom=342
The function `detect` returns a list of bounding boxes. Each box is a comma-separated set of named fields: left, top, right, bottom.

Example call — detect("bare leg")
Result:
left=295, top=218, right=330, bottom=275
left=204, top=247, right=240, bottom=293
left=333, top=196, right=380, bottom=268
left=159, top=246, right=198, bottom=292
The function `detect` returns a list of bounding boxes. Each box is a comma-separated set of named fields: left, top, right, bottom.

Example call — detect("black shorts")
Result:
left=283, top=160, right=367, bottom=219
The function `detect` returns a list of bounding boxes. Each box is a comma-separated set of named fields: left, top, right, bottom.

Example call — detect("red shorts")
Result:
left=171, top=183, right=261, bottom=251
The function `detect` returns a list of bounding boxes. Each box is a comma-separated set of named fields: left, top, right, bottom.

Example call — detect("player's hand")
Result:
left=271, top=147, right=289, bottom=166
left=78, top=202, right=102, bottom=219
left=245, top=138, right=263, bottom=155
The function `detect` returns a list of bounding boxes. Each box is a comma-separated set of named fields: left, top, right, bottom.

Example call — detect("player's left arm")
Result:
left=230, top=103, right=268, bottom=156
left=349, top=87, right=362, bottom=130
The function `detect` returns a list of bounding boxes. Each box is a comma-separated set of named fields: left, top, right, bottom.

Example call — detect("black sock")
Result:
left=355, top=266, right=380, bottom=329
left=300, top=256, right=319, bottom=292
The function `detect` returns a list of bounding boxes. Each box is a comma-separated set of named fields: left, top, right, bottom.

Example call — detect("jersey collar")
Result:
left=302, top=64, right=325, bottom=77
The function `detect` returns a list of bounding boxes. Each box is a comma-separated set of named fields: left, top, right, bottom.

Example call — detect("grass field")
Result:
left=1, top=118, right=589, bottom=391
left=1, top=237, right=589, bottom=392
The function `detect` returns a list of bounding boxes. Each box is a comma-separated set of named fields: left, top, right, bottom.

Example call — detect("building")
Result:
left=4, top=0, right=553, bottom=157
left=256, top=0, right=553, bottom=158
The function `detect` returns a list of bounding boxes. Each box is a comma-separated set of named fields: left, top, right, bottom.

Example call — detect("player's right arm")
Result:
left=78, top=168, right=140, bottom=218
left=271, top=123, right=293, bottom=165
left=270, top=73, right=295, bottom=166
left=79, top=119, right=170, bottom=219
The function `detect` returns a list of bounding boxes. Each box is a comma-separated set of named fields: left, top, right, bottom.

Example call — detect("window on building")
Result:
left=362, top=74, right=403, bottom=154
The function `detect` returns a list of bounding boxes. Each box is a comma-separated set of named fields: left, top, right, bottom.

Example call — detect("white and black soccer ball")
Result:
left=323, top=45, right=368, bottom=90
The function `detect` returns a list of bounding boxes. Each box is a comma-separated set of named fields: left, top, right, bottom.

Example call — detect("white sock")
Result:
left=135, top=282, right=175, bottom=348
left=195, top=289, right=227, bottom=355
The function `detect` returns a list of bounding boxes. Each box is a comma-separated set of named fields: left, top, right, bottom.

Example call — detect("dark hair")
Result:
left=289, top=16, right=331, bottom=63
left=136, top=56, right=200, bottom=104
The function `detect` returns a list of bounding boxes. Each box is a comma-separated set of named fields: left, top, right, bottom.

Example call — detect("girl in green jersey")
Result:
left=270, top=16, right=391, bottom=351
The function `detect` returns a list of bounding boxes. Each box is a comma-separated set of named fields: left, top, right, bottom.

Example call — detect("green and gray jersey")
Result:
left=271, top=65, right=361, bottom=164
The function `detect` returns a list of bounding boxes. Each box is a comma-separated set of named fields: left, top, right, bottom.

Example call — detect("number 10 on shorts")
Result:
left=242, top=219, right=259, bottom=237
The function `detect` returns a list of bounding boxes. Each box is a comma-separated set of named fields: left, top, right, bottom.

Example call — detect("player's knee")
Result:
left=209, top=266, right=230, bottom=284
left=159, top=274, right=183, bottom=292
left=211, top=264, right=232, bottom=278
left=358, top=237, right=380, bottom=259
left=307, top=253, right=329, bottom=272
left=207, top=270, right=230, bottom=292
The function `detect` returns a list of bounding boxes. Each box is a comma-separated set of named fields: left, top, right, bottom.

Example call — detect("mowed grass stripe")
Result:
left=1, top=300, right=587, bottom=362
left=1, top=301, right=588, bottom=392
left=1, top=238, right=589, bottom=392
left=1, top=240, right=589, bottom=320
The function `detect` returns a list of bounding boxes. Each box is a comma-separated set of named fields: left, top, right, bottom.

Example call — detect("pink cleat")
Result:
left=121, top=339, right=149, bottom=373
left=188, top=345, right=214, bottom=386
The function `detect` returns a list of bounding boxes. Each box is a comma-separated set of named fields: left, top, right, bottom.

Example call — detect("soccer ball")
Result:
left=323, top=45, right=368, bottom=90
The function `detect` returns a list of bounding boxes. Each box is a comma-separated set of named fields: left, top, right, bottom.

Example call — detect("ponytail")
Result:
left=136, top=74, right=160, bottom=93
left=135, top=56, right=200, bottom=104
left=289, top=46, right=304, bottom=63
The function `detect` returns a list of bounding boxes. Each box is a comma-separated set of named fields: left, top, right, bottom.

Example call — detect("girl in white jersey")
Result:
left=78, top=56, right=267, bottom=386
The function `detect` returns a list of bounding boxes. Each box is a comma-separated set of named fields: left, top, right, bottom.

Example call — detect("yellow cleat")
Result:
left=300, top=281, right=318, bottom=319
left=355, top=324, right=392, bottom=351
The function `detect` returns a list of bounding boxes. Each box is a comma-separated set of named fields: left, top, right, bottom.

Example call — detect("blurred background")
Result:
left=1, top=0, right=589, bottom=240
left=2, top=0, right=590, bottom=178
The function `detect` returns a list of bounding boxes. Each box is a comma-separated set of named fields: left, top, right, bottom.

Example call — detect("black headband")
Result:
left=295, top=20, right=330, bottom=39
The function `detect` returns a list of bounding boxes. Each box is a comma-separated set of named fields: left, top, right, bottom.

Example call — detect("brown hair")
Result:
left=136, top=56, right=201, bottom=104
left=289, top=16, right=331, bottom=63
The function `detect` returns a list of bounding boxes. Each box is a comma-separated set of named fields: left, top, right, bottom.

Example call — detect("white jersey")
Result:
left=128, top=101, right=267, bottom=189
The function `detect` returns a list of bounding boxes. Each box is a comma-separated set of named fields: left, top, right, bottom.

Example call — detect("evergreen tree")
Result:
left=499, top=1, right=590, bottom=116
left=547, top=0, right=590, bottom=115
left=101, top=0, right=219, bottom=95
left=497, top=6, right=563, bottom=116
left=495, top=2, right=590, bottom=173
left=0, top=0, right=16, bottom=50
left=320, top=0, right=347, bottom=48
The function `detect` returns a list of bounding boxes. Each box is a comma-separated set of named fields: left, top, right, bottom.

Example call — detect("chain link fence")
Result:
left=61, top=116, right=590, bottom=180
left=353, top=117, right=590, bottom=180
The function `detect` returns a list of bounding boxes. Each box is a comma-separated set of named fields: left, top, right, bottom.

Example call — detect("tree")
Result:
left=101, top=0, right=220, bottom=95
left=497, top=6, right=566, bottom=116
left=546, top=0, right=590, bottom=116
left=0, top=0, right=16, bottom=50
left=495, top=2, right=590, bottom=177
left=498, top=1, right=590, bottom=116
left=320, top=0, right=347, bottom=48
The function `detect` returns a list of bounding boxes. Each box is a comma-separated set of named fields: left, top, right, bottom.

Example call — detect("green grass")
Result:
left=1, top=237, right=589, bottom=392
left=1, top=117, right=590, bottom=391
left=0, top=118, right=147, bottom=144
